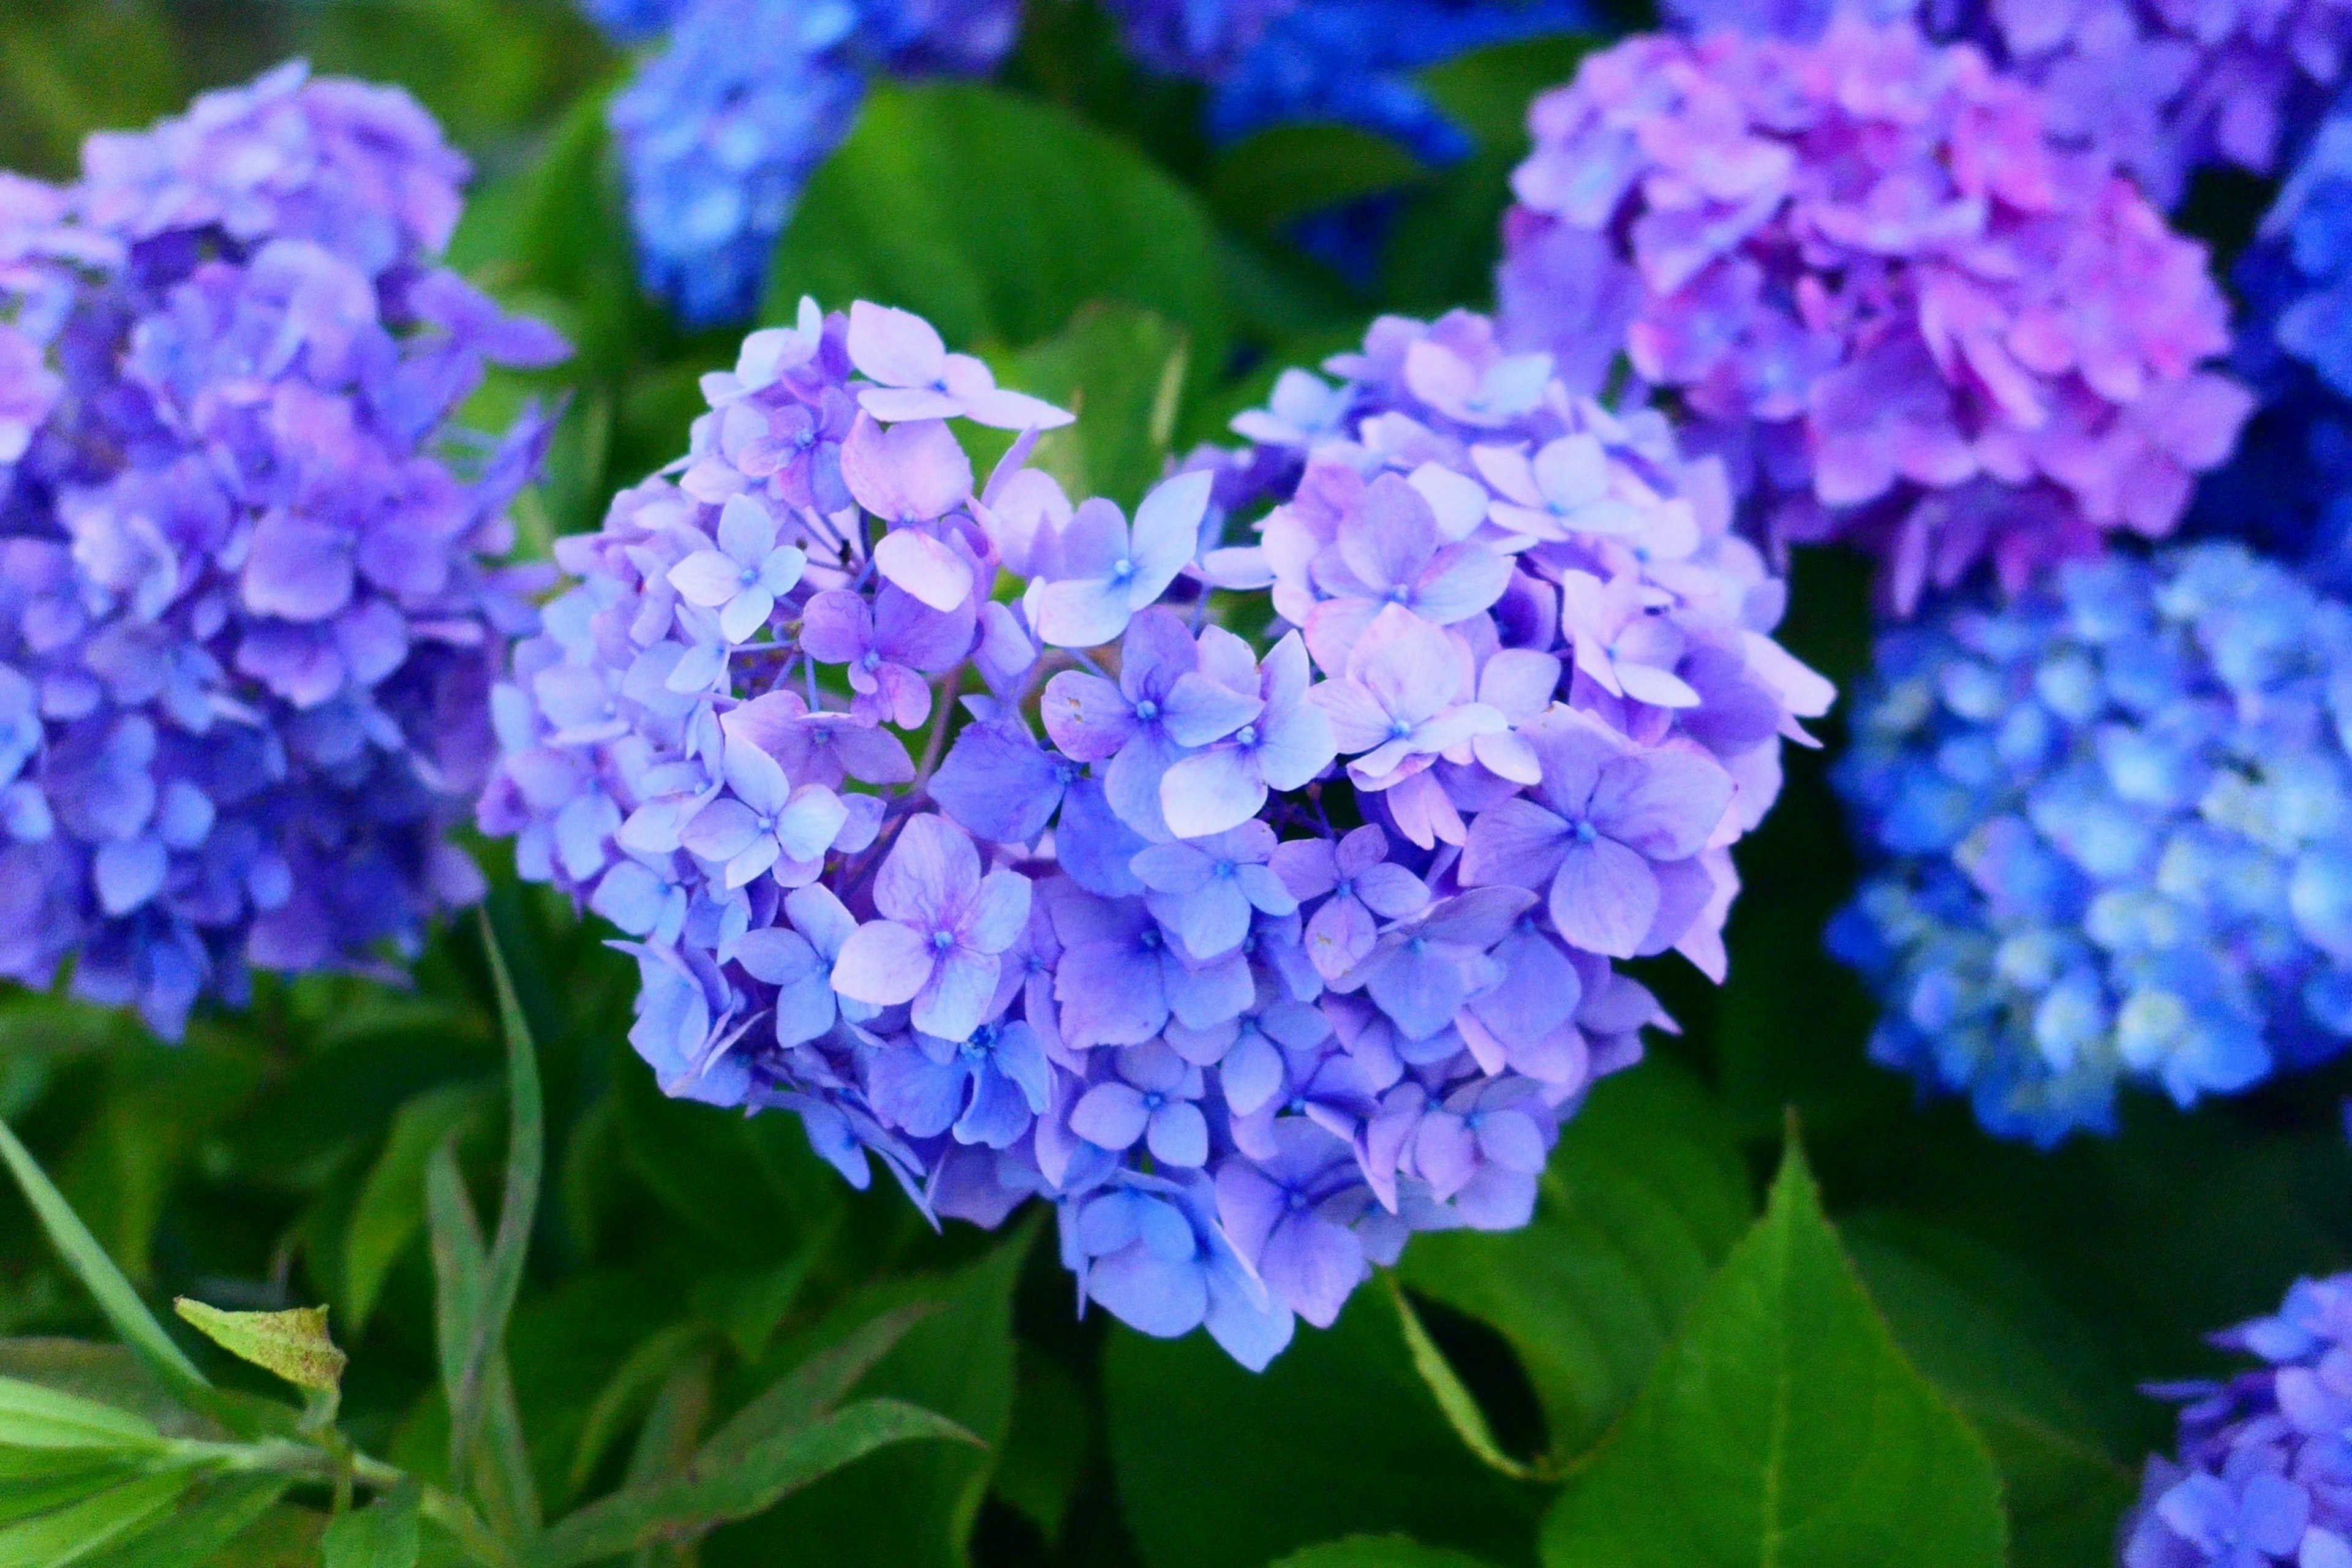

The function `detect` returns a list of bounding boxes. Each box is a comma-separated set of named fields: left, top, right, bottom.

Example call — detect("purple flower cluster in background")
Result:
left=478, top=299, right=1828, bottom=1362
left=0, top=62, right=564, bottom=1037
left=1664, top=0, right=2352, bottom=208
left=1496, top=18, right=2252, bottom=613
left=2125, top=1272, right=2352, bottom=1566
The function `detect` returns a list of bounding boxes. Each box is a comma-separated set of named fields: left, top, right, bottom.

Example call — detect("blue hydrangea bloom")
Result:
left=2195, top=87, right=2352, bottom=594
left=1102, top=0, right=1298, bottom=78
left=580, top=0, right=694, bottom=42
left=1209, top=0, right=1593, bottom=164
left=603, top=0, right=1015, bottom=327
left=1830, top=543, right=2352, bottom=1145
left=2124, top=1272, right=2352, bottom=1566
left=481, top=302, right=1826, bottom=1364
left=0, top=62, right=565, bottom=1038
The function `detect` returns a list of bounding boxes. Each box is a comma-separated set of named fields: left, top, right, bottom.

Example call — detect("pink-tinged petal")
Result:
left=1337, top=474, right=1439, bottom=592
left=1594, top=749, right=1733, bottom=861
left=1460, top=797, right=1571, bottom=889
left=1547, top=837, right=1658, bottom=959
left=831, top=918, right=933, bottom=1005
left=858, top=385, right=965, bottom=423
left=1310, top=678, right=1396, bottom=755
left=1480, top=649, right=1562, bottom=718
left=1520, top=706, right=1625, bottom=817
left=680, top=797, right=760, bottom=862
left=244, top=514, right=355, bottom=622
left=847, top=300, right=946, bottom=388
left=842, top=417, right=973, bottom=524
left=1411, top=544, right=1514, bottom=624
left=874, top=528, right=974, bottom=612
left=666, top=550, right=745, bottom=609
left=797, top=590, right=873, bottom=663
left=1352, top=606, right=1461, bottom=723
left=1159, top=747, right=1267, bottom=840
left=1041, top=671, right=1136, bottom=761
left=1301, top=596, right=1384, bottom=676
left=960, top=385, right=1075, bottom=431
left=875, top=582, right=975, bottom=671
left=1071, top=1082, right=1150, bottom=1149
left=1032, top=577, right=1133, bottom=649
left=876, top=813, right=981, bottom=927
left=1409, top=702, right=1507, bottom=756
left=913, top=947, right=1000, bottom=1041
left=968, top=869, right=1034, bottom=954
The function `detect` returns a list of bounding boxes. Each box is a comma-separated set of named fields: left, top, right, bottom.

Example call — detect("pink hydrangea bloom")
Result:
left=1497, top=18, right=2253, bottom=612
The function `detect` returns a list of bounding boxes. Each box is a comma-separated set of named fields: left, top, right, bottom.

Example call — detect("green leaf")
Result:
left=989, top=1347, right=1090, bottom=1545
left=346, top=1083, right=494, bottom=1333
left=1208, top=125, right=1430, bottom=242
left=990, top=304, right=1190, bottom=511
left=323, top=1483, right=421, bottom=1568
left=612, top=1063, right=842, bottom=1267
left=1270, top=1539, right=1507, bottom=1568
left=424, top=1144, right=540, bottom=1542
left=525, top=1398, right=977, bottom=1568
left=1539, top=1140, right=2006, bottom=1568
left=101, top=1478, right=291, bottom=1568
left=1397, top=1061, right=1752, bottom=1459
left=450, top=914, right=545, bottom=1490
left=696, top=1302, right=935, bottom=1472
left=1843, top=1219, right=2139, bottom=1568
left=169, top=1303, right=345, bottom=1398
left=1106, top=1284, right=1540, bottom=1568
left=0, top=1121, right=208, bottom=1412
left=564, top=1324, right=704, bottom=1504
left=0, top=1470, right=187, bottom=1568
left=1385, top=1282, right=1539, bottom=1481
left=766, top=83, right=1228, bottom=372
left=0, top=1378, right=162, bottom=1453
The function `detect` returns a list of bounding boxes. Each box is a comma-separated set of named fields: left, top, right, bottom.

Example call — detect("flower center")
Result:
left=1110, top=557, right=1135, bottom=584
left=1572, top=819, right=1597, bottom=843
left=862, top=650, right=883, bottom=671
left=931, top=929, right=956, bottom=951
left=1234, top=724, right=1257, bottom=747
left=1387, top=718, right=1412, bottom=740
left=1134, top=699, right=1159, bottom=721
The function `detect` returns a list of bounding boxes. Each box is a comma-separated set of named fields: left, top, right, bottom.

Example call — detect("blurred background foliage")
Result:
left=0, top=1, right=2345, bottom=1564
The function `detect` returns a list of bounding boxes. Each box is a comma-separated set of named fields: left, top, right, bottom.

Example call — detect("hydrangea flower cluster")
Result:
left=1829, top=544, right=2352, bottom=1145
left=1662, top=0, right=2352, bottom=208
left=0, top=62, right=566, bottom=1038
left=479, top=299, right=1828, bottom=1363
left=1496, top=18, right=2252, bottom=614
left=2197, top=84, right=2352, bottom=594
left=602, top=0, right=1018, bottom=326
left=2122, top=1271, right=2352, bottom=1567
left=1104, top=0, right=1300, bottom=80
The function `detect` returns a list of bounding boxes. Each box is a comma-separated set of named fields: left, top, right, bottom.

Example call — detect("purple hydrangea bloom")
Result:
left=2124, top=1272, right=2352, bottom=1566
left=605, top=0, right=1017, bottom=327
left=1664, top=0, right=2352, bottom=208
left=1496, top=19, right=2253, bottom=614
left=1104, top=0, right=1302, bottom=80
left=1830, top=543, right=2352, bottom=1144
left=489, top=298, right=1825, bottom=1367
left=0, top=64, right=564, bottom=1039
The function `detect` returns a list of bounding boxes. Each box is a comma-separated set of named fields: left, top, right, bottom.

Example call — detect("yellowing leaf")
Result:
left=169, top=1303, right=345, bottom=1397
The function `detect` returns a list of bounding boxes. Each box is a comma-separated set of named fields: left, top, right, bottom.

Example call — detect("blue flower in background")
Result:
left=1830, top=544, right=2352, bottom=1145
left=580, top=0, right=693, bottom=42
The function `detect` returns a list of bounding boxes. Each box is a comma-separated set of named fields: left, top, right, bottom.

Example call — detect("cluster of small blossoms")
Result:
left=1496, top=18, right=2253, bottom=614
left=601, top=0, right=1017, bottom=326
left=2197, top=83, right=2352, bottom=593
left=1828, top=544, right=2352, bottom=1145
left=1102, top=0, right=1300, bottom=80
left=479, top=299, right=1828, bottom=1363
left=2122, top=1272, right=2352, bottom=1567
left=1664, top=0, right=2352, bottom=209
left=0, top=62, right=567, bottom=1038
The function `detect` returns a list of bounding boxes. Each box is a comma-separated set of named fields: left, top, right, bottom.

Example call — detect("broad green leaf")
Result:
left=323, top=1483, right=421, bottom=1568
left=612, top=1062, right=842, bottom=1267
left=766, top=83, right=1228, bottom=375
left=1844, top=1219, right=2141, bottom=1568
left=708, top=1233, right=1027, bottom=1568
left=697, top=1302, right=935, bottom=1472
left=1209, top=126, right=1429, bottom=242
left=0, top=1378, right=161, bottom=1452
left=0, top=1472, right=139, bottom=1530
left=0, top=1121, right=208, bottom=1411
left=990, top=1347, right=1091, bottom=1545
left=0, top=1341, right=195, bottom=1437
left=450, top=914, right=545, bottom=1490
left=1386, top=1281, right=1539, bottom=1481
left=990, top=304, right=1190, bottom=511
left=1271, top=1539, right=1507, bottom=1568
left=1106, top=1285, right=1540, bottom=1568
left=58, top=1046, right=265, bottom=1286
left=1397, top=1061, right=1752, bottom=1459
left=0, top=1469, right=186, bottom=1568
left=102, top=1478, right=291, bottom=1568
left=1539, top=1142, right=2005, bottom=1568
left=524, top=1398, right=977, bottom=1568
left=170, top=1303, right=345, bottom=1398
left=347, top=1083, right=494, bottom=1332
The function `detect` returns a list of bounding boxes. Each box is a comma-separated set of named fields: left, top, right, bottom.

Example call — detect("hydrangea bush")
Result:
left=478, top=298, right=1830, bottom=1360
left=0, top=62, right=564, bottom=1038
left=1829, top=543, right=2352, bottom=1144
left=1496, top=17, right=2252, bottom=612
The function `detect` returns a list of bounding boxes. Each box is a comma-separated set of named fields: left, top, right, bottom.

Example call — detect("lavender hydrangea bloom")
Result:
left=1830, top=544, right=2352, bottom=1145
left=0, top=64, right=563, bottom=1039
left=2123, top=1272, right=2352, bottom=1566
left=492, top=299, right=1825, bottom=1367
left=1496, top=19, right=2253, bottom=614
left=1663, top=0, right=2352, bottom=207
left=605, top=0, right=1017, bottom=327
